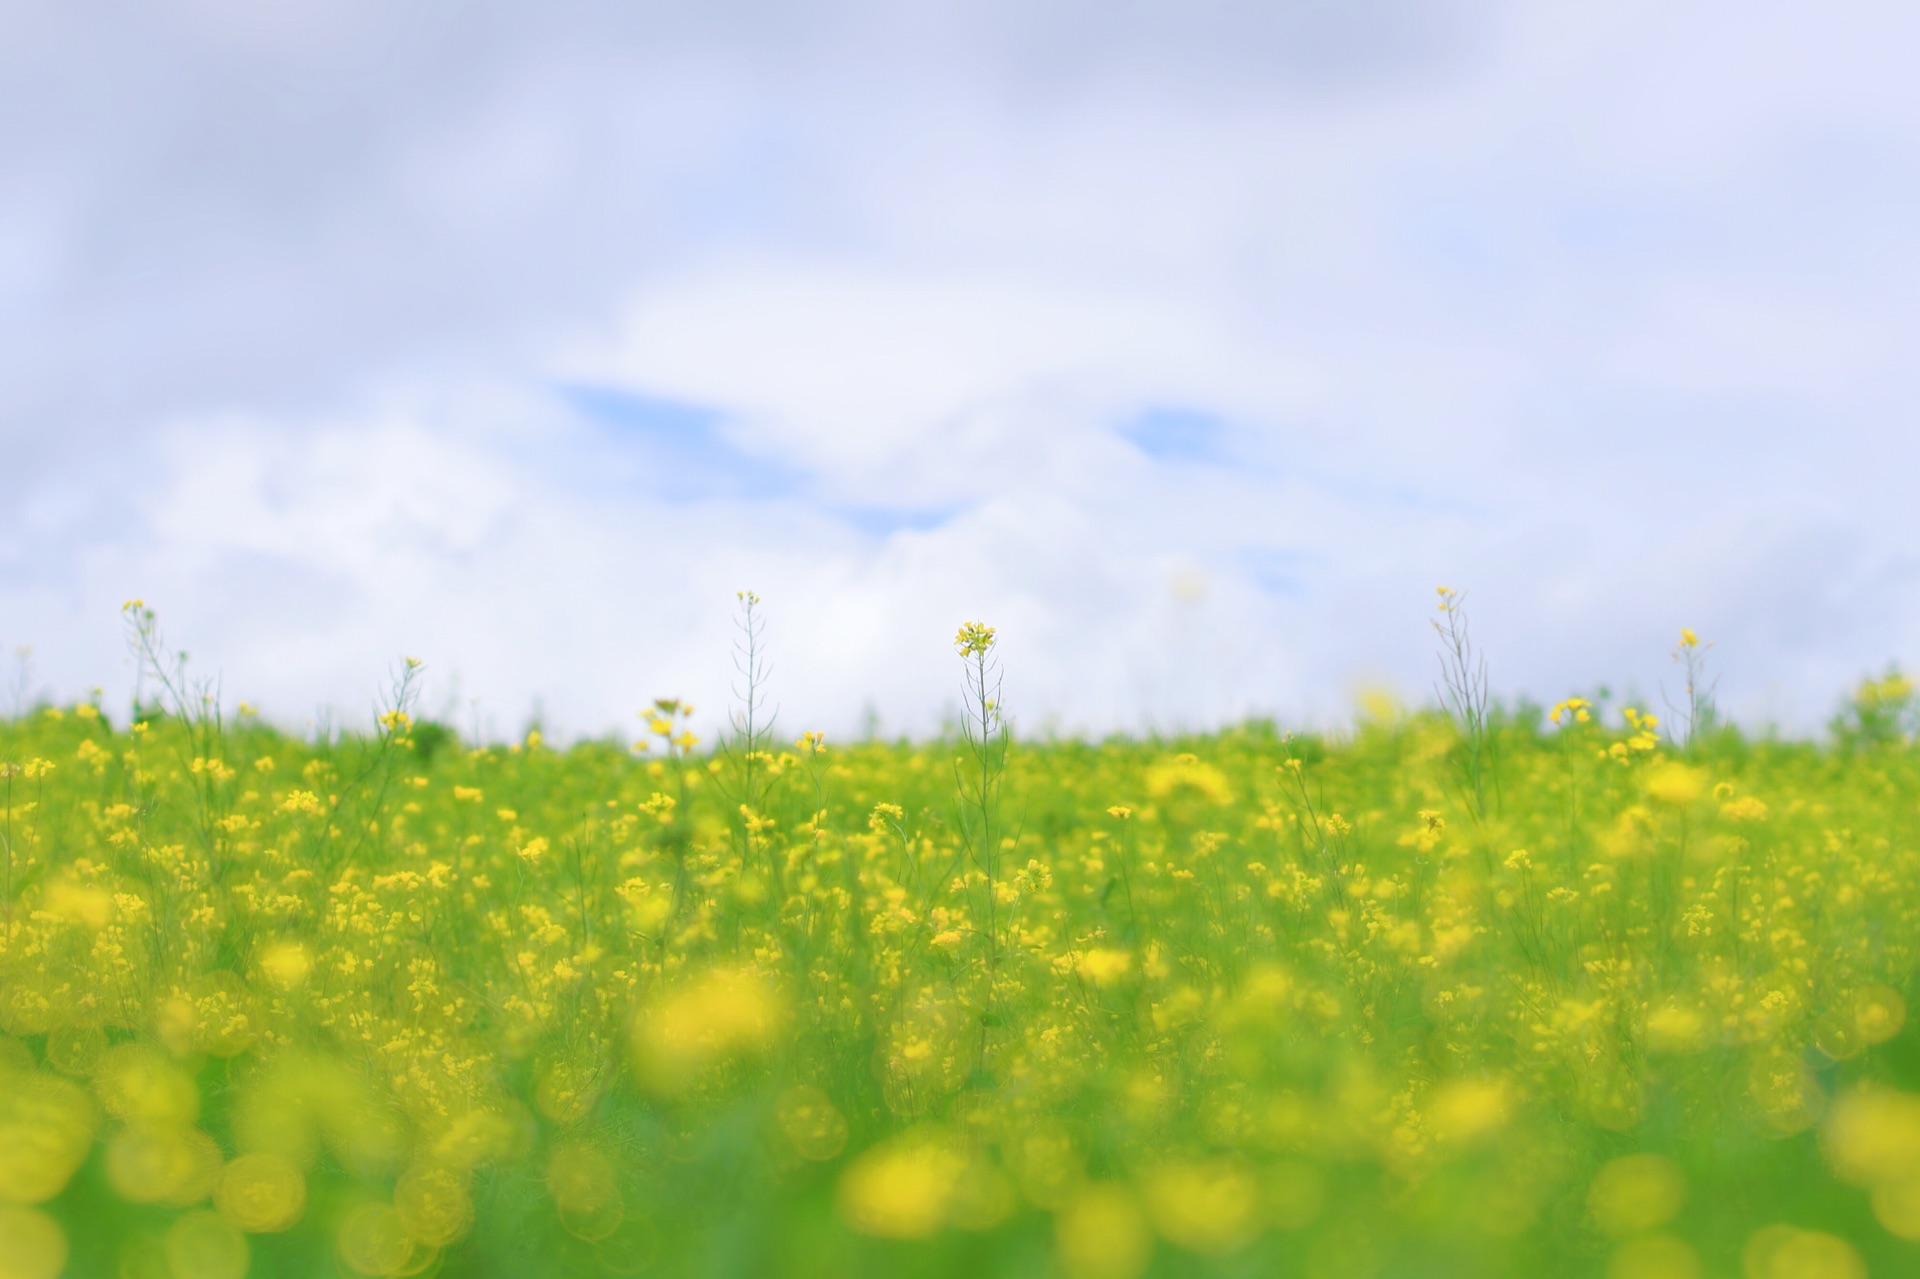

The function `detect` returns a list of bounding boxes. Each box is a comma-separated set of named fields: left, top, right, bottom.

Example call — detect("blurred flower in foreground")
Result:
left=0, top=1204, right=67, bottom=1279
left=630, top=967, right=786, bottom=1095
left=1742, top=1224, right=1864, bottom=1279
left=0, top=1072, right=97, bottom=1204
left=1055, top=1183, right=1153, bottom=1279
left=214, top=1152, right=306, bottom=1233
left=1588, top=1154, right=1687, bottom=1237
left=775, top=1085, right=849, bottom=1162
left=1143, top=1157, right=1262, bottom=1255
left=837, top=1131, right=970, bottom=1239
left=163, top=1211, right=248, bottom=1279
left=337, top=1202, right=431, bottom=1277
left=548, top=1141, right=624, bottom=1242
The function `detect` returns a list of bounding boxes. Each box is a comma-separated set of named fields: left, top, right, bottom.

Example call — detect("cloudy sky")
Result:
left=3, top=0, right=1918, bottom=741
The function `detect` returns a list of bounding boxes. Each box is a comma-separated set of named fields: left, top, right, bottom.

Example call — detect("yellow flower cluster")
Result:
left=1, top=673, right=1918, bottom=1276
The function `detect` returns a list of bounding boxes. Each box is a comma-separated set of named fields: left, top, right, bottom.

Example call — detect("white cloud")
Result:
left=4, top=0, right=1920, bottom=741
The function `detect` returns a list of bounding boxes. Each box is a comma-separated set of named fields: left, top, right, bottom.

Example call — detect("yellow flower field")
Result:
left=4, top=604, right=1920, bottom=1277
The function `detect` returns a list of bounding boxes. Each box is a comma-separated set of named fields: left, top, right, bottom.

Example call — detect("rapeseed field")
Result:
left=6, top=595, right=1920, bottom=1278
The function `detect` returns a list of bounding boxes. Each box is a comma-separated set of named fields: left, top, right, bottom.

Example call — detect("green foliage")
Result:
left=1831, top=669, right=1916, bottom=752
left=5, top=662, right=1920, bottom=1277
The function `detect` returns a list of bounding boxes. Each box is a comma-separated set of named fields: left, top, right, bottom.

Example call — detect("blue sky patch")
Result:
left=834, top=505, right=959, bottom=538
left=1238, top=547, right=1314, bottom=598
left=1118, top=406, right=1233, bottom=464
left=556, top=383, right=805, bottom=501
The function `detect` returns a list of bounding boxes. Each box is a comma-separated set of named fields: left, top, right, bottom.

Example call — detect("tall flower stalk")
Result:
left=954, top=621, right=1008, bottom=1064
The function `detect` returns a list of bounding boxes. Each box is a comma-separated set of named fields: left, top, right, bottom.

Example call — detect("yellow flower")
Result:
left=1588, top=1154, right=1686, bottom=1237
left=337, top=1203, right=426, bottom=1276
left=0, top=1075, right=97, bottom=1203
left=1550, top=696, right=1593, bottom=726
left=215, top=1153, right=306, bottom=1233
left=0, top=1205, right=66, bottom=1278
left=1741, top=1226, right=1864, bottom=1279
left=1142, top=1158, right=1261, bottom=1255
left=954, top=622, right=996, bottom=657
left=256, top=940, right=313, bottom=990
left=278, top=790, right=323, bottom=815
left=1852, top=985, right=1907, bottom=1045
left=1056, top=1184, right=1153, bottom=1279
left=394, top=1162, right=473, bottom=1246
left=1428, top=1078, right=1512, bottom=1145
left=630, top=968, right=786, bottom=1094
left=837, top=1132, right=968, bottom=1239
left=1075, top=948, right=1134, bottom=987
left=1145, top=758, right=1232, bottom=805
left=1644, top=763, right=1705, bottom=805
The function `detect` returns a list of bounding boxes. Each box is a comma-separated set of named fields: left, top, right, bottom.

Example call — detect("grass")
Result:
left=3, top=603, right=1920, bottom=1278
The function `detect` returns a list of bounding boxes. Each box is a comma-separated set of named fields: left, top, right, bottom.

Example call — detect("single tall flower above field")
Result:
left=955, top=622, right=996, bottom=657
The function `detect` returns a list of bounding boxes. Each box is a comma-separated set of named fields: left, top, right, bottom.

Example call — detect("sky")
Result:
left=3, top=0, right=1919, bottom=743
